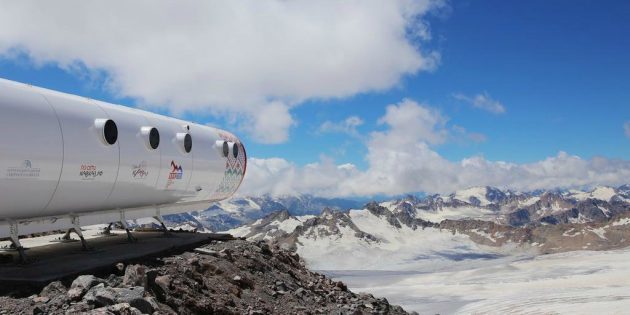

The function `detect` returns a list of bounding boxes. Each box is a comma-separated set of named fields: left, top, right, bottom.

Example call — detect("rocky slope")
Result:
left=0, top=239, right=410, bottom=315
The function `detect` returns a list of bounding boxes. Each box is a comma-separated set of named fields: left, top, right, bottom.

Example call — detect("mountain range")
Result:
left=157, top=185, right=630, bottom=232
left=224, top=185, right=630, bottom=270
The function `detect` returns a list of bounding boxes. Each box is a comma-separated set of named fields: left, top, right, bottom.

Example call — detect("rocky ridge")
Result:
left=0, top=239, right=410, bottom=315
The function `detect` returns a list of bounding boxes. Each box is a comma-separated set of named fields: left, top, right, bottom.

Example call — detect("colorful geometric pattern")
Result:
left=209, top=131, right=247, bottom=200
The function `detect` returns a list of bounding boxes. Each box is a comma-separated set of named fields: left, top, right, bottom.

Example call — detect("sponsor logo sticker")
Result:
left=168, top=160, right=183, bottom=180
left=6, top=160, right=41, bottom=179
left=132, top=161, right=149, bottom=179
left=166, top=160, right=183, bottom=189
left=80, top=164, right=103, bottom=180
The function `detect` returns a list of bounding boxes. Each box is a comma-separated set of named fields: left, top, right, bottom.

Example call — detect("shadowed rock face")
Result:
left=0, top=240, right=411, bottom=315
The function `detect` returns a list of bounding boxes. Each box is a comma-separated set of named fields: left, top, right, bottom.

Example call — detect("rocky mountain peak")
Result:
left=268, top=209, right=291, bottom=222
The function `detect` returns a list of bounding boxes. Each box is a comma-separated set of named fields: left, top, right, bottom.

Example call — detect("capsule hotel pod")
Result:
left=0, top=78, right=246, bottom=244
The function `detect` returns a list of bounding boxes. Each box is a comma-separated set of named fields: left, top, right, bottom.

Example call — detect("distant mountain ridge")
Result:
left=149, top=185, right=629, bottom=235
left=156, top=194, right=364, bottom=232
left=227, top=185, right=630, bottom=267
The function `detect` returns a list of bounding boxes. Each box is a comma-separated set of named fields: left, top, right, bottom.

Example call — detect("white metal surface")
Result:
left=0, top=82, right=63, bottom=218
left=42, top=88, right=120, bottom=216
left=0, top=78, right=247, bottom=238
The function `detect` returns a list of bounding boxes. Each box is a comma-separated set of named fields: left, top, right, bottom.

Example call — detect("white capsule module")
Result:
left=0, top=78, right=246, bottom=240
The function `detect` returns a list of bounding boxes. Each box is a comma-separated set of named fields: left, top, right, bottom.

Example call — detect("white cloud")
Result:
left=242, top=101, right=295, bottom=143
left=624, top=121, right=630, bottom=139
left=454, top=92, right=506, bottom=114
left=319, top=116, right=364, bottom=138
left=0, top=0, right=443, bottom=143
left=240, top=100, right=630, bottom=197
left=376, top=99, right=448, bottom=145
left=452, top=125, right=487, bottom=143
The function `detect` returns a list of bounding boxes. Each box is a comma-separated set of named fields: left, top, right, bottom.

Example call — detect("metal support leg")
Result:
left=60, top=217, right=89, bottom=250
left=62, top=229, right=72, bottom=241
left=9, top=221, right=27, bottom=264
left=71, top=216, right=89, bottom=251
left=153, top=215, right=172, bottom=236
left=103, top=223, right=113, bottom=235
left=119, top=219, right=136, bottom=243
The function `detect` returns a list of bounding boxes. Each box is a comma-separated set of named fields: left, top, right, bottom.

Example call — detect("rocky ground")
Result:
left=0, top=239, right=411, bottom=315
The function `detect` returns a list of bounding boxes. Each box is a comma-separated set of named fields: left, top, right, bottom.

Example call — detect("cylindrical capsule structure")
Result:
left=0, top=78, right=246, bottom=236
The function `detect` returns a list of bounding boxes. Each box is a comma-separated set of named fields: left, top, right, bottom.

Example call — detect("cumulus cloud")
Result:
left=453, top=92, right=506, bottom=114
left=377, top=99, right=448, bottom=145
left=319, top=116, right=364, bottom=138
left=239, top=100, right=630, bottom=197
left=624, top=121, right=630, bottom=139
left=0, top=0, right=443, bottom=143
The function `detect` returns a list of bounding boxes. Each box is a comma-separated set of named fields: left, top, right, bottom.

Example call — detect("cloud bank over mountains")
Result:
left=242, top=99, right=630, bottom=197
left=0, top=0, right=442, bottom=143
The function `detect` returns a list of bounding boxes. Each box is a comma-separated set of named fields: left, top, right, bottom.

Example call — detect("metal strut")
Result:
left=119, top=211, right=136, bottom=242
left=103, top=222, right=113, bottom=235
left=8, top=221, right=27, bottom=263
left=63, top=216, right=89, bottom=250
left=154, top=215, right=173, bottom=237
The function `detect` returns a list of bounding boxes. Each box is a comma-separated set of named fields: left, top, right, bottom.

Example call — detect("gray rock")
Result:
left=84, top=283, right=116, bottom=306
left=32, top=296, right=49, bottom=303
left=122, top=265, right=147, bottom=287
left=112, top=286, right=144, bottom=303
left=194, top=247, right=219, bottom=256
left=295, top=288, right=306, bottom=296
left=143, top=296, right=160, bottom=313
left=115, top=262, right=125, bottom=273
left=83, top=284, right=151, bottom=313
left=219, top=248, right=233, bottom=260
left=86, top=303, right=143, bottom=315
left=112, top=287, right=153, bottom=314
left=68, top=275, right=105, bottom=300
left=152, top=275, right=171, bottom=298
left=40, top=280, right=67, bottom=298
left=259, top=242, right=273, bottom=256
left=105, top=274, right=122, bottom=287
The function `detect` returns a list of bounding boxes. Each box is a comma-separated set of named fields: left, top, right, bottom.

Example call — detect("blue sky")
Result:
left=258, top=0, right=630, bottom=167
left=0, top=1, right=628, bottom=196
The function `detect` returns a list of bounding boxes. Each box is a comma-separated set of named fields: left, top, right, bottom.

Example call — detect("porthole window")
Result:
left=95, top=118, right=118, bottom=145
left=149, top=128, right=160, bottom=149
left=184, top=134, right=192, bottom=153
left=141, top=126, right=160, bottom=150
left=176, top=132, right=192, bottom=153
left=103, top=120, right=118, bottom=145
left=222, top=141, right=229, bottom=157
left=232, top=143, right=239, bottom=158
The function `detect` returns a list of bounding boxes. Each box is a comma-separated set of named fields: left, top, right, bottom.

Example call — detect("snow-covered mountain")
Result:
left=157, top=194, right=363, bottom=232
left=228, top=185, right=630, bottom=268
left=386, top=185, right=630, bottom=226
left=224, top=186, right=630, bottom=313
left=152, top=185, right=630, bottom=233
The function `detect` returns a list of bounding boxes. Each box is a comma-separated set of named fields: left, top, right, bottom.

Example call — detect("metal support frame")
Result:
left=119, top=211, right=136, bottom=242
left=62, top=216, right=89, bottom=250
